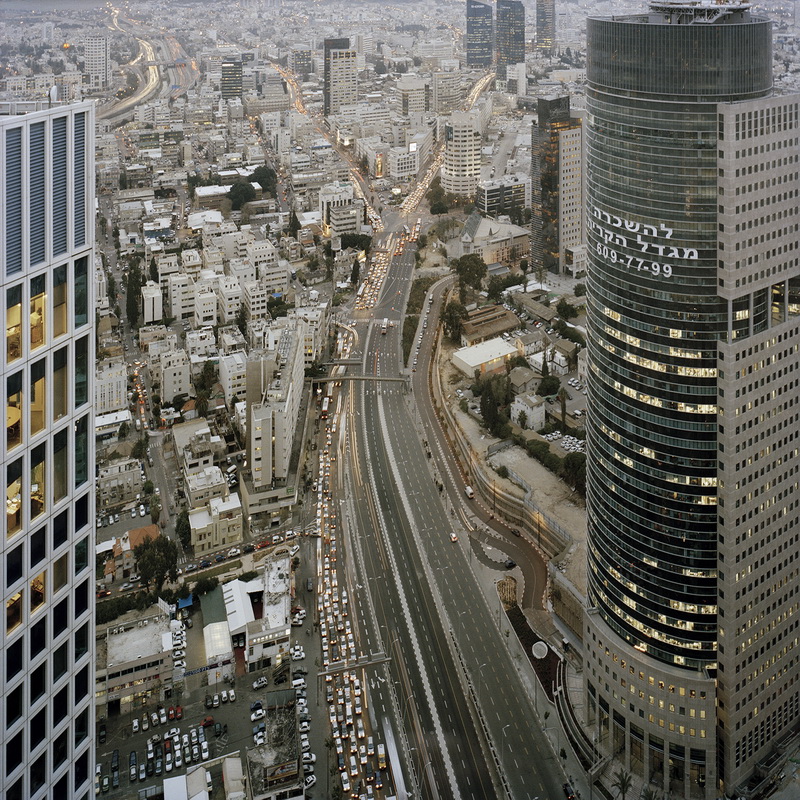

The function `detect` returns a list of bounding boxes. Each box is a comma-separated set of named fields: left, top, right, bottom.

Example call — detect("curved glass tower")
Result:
left=583, top=2, right=800, bottom=796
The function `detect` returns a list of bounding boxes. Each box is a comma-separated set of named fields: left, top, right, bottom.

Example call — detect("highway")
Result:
left=332, top=227, right=565, bottom=799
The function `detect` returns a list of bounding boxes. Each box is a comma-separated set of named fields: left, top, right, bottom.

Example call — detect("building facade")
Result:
left=582, top=4, right=799, bottom=798
left=221, top=60, right=243, bottom=100
left=1, top=101, right=96, bottom=800
left=536, top=0, right=555, bottom=55
left=84, top=35, right=111, bottom=91
left=496, top=0, right=525, bottom=81
left=466, top=0, right=493, bottom=68
left=530, top=95, right=583, bottom=276
left=323, top=38, right=357, bottom=116
left=441, top=110, right=482, bottom=197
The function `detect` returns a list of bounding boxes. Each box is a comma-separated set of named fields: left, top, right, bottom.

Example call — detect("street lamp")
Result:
left=502, top=723, right=510, bottom=764
left=477, top=661, right=488, bottom=705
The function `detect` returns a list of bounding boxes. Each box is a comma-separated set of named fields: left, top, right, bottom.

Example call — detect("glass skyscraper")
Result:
left=466, top=0, right=493, bottom=68
left=535, top=0, right=555, bottom=55
left=1, top=101, right=95, bottom=799
left=582, top=2, right=800, bottom=797
left=496, top=0, right=525, bottom=81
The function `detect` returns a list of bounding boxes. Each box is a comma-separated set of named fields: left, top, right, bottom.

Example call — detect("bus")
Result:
left=381, top=319, right=388, bottom=334
left=321, top=397, right=330, bottom=419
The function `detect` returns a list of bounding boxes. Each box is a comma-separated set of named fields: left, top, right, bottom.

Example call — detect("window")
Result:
left=74, top=750, right=88, bottom=792
left=30, top=571, right=45, bottom=615
left=74, top=415, right=88, bottom=487
left=30, top=709, right=46, bottom=748
left=74, top=494, right=88, bottom=532
left=53, top=597, right=68, bottom=637
left=6, top=544, right=22, bottom=587
left=53, top=685, right=68, bottom=724
left=30, top=618, right=46, bottom=658
left=53, top=510, right=68, bottom=549
left=6, top=370, right=22, bottom=451
left=5, top=127, right=22, bottom=276
left=75, top=622, right=89, bottom=659
left=30, top=752, right=46, bottom=793
left=74, top=708, right=88, bottom=747
left=6, top=458, right=22, bottom=537
left=6, top=591, right=22, bottom=634
left=6, top=284, right=21, bottom=363
left=30, top=273, right=46, bottom=351
left=5, top=731, right=23, bottom=776
left=53, top=642, right=68, bottom=681
left=6, top=637, right=23, bottom=678
left=31, top=662, right=47, bottom=703
left=74, top=579, right=88, bottom=617
left=74, top=664, right=89, bottom=700
left=29, top=122, right=45, bottom=266
left=30, top=358, right=46, bottom=436
left=6, top=684, right=23, bottom=727
left=53, top=553, right=68, bottom=594
left=48, top=266, right=68, bottom=347
left=53, top=346, right=68, bottom=421
left=74, top=257, right=88, bottom=328
left=52, top=116, right=67, bottom=256
left=74, top=536, right=88, bottom=574
left=53, top=429, right=68, bottom=503
left=74, top=336, right=88, bottom=407
left=30, top=443, right=46, bottom=521
left=53, top=730, right=68, bottom=769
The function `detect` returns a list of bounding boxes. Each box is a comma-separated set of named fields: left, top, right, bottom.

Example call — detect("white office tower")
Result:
left=83, top=36, right=111, bottom=91
left=0, top=101, right=96, bottom=799
left=441, top=110, right=482, bottom=196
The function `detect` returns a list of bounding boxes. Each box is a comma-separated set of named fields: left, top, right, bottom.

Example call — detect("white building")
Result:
left=189, top=494, right=243, bottom=555
left=243, top=280, right=269, bottom=322
left=510, top=393, right=546, bottom=430
left=168, top=272, right=195, bottom=320
left=141, top=280, right=163, bottom=324
left=441, top=110, right=483, bottom=196
left=160, top=349, right=192, bottom=402
left=84, top=35, right=111, bottom=90
left=218, top=351, right=248, bottom=404
left=452, top=338, right=518, bottom=376
left=194, top=286, right=218, bottom=329
left=216, top=275, right=242, bottom=325
left=95, top=359, right=128, bottom=415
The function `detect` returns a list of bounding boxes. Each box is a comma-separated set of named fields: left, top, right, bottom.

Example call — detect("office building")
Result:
left=431, top=71, right=462, bottom=114
left=441, top=110, right=483, bottom=196
left=1, top=101, right=96, bottom=799
left=84, top=35, right=111, bottom=91
left=466, top=0, right=493, bottom=68
left=582, top=3, right=800, bottom=797
left=536, top=0, right=555, bottom=55
left=476, top=172, right=531, bottom=216
left=496, top=0, right=525, bottom=81
left=323, top=38, right=357, bottom=116
left=288, top=47, right=313, bottom=78
left=530, top=95, right=582, bottom=276
left=220, top=60, right=243, bottom=100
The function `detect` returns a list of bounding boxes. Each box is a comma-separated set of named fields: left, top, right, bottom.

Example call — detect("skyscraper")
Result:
left=466, top=0, right=493, bottom=68
left=1, top=100, right=95, bottom=799
left=323, top=38, right=357, bottom=116
left=535, top=0, right=555, bottom=55
left=84, top=35, right=111, bottom=91
left=495, top=0, right=525, bottom=81
left=441, top=109, right=483, bottom=196
left=582, top=2, right=799, bottom=796
left=220, top=59, right=243, bottom=100
left=530, top=95, right=582, bottom=276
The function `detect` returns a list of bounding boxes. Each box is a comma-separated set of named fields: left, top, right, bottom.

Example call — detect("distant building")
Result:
left=84, top=35, right=111, bottom=90
left=288, top=47, right=313, bottom=77
left=97, top=458, right=143, bottom=513
left=510, top=392, right=546, bottom=430
left=441, top=111, right=482, bottom=196
left=189, top=494, right=242, bottom=555
left=460, top=304, right=520, bottom=346
left=221, top=60, right=243, bottom=100
left=496, top=0, right=525, bottom=81
left=323, top=38, right=357, bottom=116
left=95, top=359, right=128, bottom=415
left=530, top=95, right=583, bottom=275
left=476, top=173, right=531, bottom=216
left=452, top=338, right=518, bottom=377
left=431, top=71, right=462, bottom=113
left=466, top=0, right=494, bottom=68
left=536, top=0, right=556, bottom=55
left=461, top=211, right=529, bottom=265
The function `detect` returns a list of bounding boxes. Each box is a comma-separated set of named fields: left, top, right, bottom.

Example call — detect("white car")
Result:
left=304, top=775, right=317, bottom=788
left=201, top=741, right=209, bottom=760
left=299, top=721, right=310, bottom=732
left=302, top=752, right=316, bottom=764
left=253, top=677, right=269, bottom=690
left=228, top=689, right=236, bottom=702
left=251, top=709, right=266, bottom=722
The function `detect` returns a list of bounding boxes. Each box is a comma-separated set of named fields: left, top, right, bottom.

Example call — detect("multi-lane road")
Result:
left=330, top=227, right=565, bottom=799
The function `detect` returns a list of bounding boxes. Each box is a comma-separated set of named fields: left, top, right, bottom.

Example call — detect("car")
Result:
left=250, top=701, right=263, bottom=712
left=159, top=708, right=167, bottom=725
left=99, top=723, right=107, bottom=744
left=175, top=706, right=183, bottom=720
left=150, top=712, right=159, bottom=727
left=201, top=716, right=214, bottom=728
left=228, top=689, right=236, bottom=703
left=167, top=727, right=180, bottom=740
left=504, top=559, right=517, bottom=569
left=190, top=728, right=198, bottom=745
left=155, top=758, right=163, bottom=776
left=299, top=721, right=310, bottom=732
left=172, top=649, right=185, bottom=659
left=251, top=709, right=266, bottom=722
left=214, top=722, right=223, bottom=737
left=212, top=694, right=220, bottom=707
left=191, top=745, right=200, bottom=763
left=205, top=695, right=213, bottom=709
left=101, top=775, right=109, bottom=793
left=302, top=752, right=316, bottom=764
left=304, top=775, right=317, bottom=788
left=449, top=532, right=458, bottom=542
left=132, top=718, right=140, bottom=734
left=168, top=707, right=175, bottom=720
left=291, top=649, right=306, bottom=661
left=254, top=732, right=266, bottom=746
left=563, top=783, right=577, bottom=800
left=174, top=749, right=183, bottom=769
left=139, top=763, right=146, bottom=781
left=173, top=660, right=186, bottom=669
left=221, top=690, right=229, bottom=703
left=253, top=677, right=269, bottom=690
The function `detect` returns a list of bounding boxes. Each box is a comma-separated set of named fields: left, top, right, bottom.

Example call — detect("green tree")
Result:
left=350, top=259, right=360, bottom=284
left=196, top=360, right=218, bottom=393
left=517, top=410, right=528, bottom=430
left=442, top=301, right=467, bottom=341
left=556, top=298, right=578, bottom=320
left=452, top=253, right=488, bottom=294
left=175, top=510, right=191, bottom=550
left=417, top=233, right=427, bottom=249
left=143, top=480, right=154, bottom=495
left=195, top=391, right=209, bottom=418
left=133, top=534, right=179, bottom=591
left=288, top=209, right=301, bottom=238
left=558, top=386, right=568, bottom=428
left=193, top=575, right=219, bottom=595
left=235, top=305, right=247, bottom=337
left=118, top=421, right=130, bottom=439
left=430, top=199, right=449, bottom=215
left=374, top=60, right=388, bottom=75
left=132, top=436, right=148, bottom=460
left=538, top=375, right=560, bottom=397
left=228, top=180, right=256, bottom=211
left=561, top=452, right=586, bottom=494
left=250, top=165, right=277, bottom=197
left=611, top=769, right=633, bottom=800
left=126, top=264, right=141, bottom=328
left=149, top=497, right=162, bottom=524
left=574, top=282, right=586, bottom=297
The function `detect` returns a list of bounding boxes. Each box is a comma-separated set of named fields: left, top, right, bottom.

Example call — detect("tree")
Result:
left=251, top=165, right=277, bottom=197
left=288, top=209, right=301, bottom=238
left=611, top=768, right=633, bottom=800
left=374, top=60, right=387, bottom=75
left=574, top=282, right=586, bottom=297
left=442, top=301, right=467, bottom=341
left=149, top=256, right=158, bottom=284
left=452, top=253, right=488, bottom=295
left=350, top=259, right=360, bottom=284
left=417, top=233, right=427, bottom=249
left=193, top=575, right=219, bottom=595
left=117, top=421, right=130, bottom=439
left=538, top=375, right=560, bottom=397
left=149, top=497, right=162, bottom=524
left=126, top=264, right=141, bottom=328
left=228, top=180, right=256, bottom=211
left=235, top=305, right=247, bottom=337
left=517, top=410, right=528, bottom=430
left=175, top=510, right=191, bottom=550
left=143, top=480, right=154, bottom=496
left=195, top=391, right=209, bottom=418
left=558, top=386, right=568, bottom=428
left=556, top=298, right=578, bottom=320
left=430, top=199, right=449, bottom=215
left=133, top=534, right=179, bottom=591
left=132, top=436, right=148, bottom=460
left=196, top=360, right=218, bottom=393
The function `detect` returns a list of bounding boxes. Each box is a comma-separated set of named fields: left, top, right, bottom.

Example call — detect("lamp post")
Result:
left=477, top=661, right=488, bottom=706
left=502, top=723, right=510, bottom=765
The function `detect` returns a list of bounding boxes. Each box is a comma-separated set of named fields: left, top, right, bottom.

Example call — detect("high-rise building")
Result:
left=397, top=76, right=428, bottom=116
left=441, top=109, right=483, bottom=196
left=466, top=0, right=493, bottom=68
left=221, top=60, right=243, bottom=100
left=582, top=3, right=800, bottom=797
left=323, top=38, right=357, bottom=116
left=0, top=100, right=95, bottom=800
left=288, top=47, right=313, bottom=78
left=535, top=0, right=555, bottom=55
left=496, top=0, right=525, bottom=81
left=84, top=35, right=111, bottom=91
left=530, top=95, right=582, bottom=276
left=431, top=71, right=462, bottom=114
